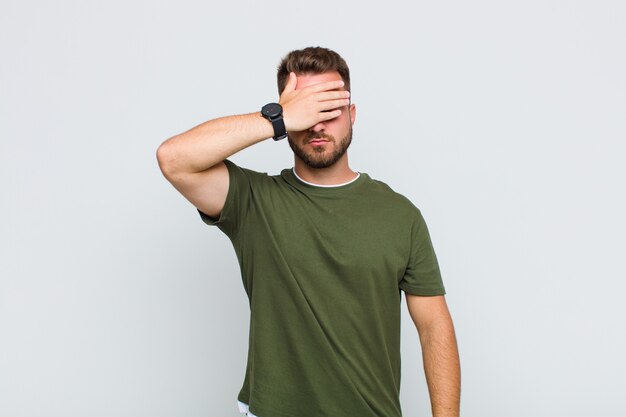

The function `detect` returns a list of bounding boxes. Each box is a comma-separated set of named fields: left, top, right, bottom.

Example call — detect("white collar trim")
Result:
left=292, top=167, right=361, bottom=188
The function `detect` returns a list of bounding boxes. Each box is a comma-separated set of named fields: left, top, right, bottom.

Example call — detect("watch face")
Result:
left=262, top=103, right=282, bottom=119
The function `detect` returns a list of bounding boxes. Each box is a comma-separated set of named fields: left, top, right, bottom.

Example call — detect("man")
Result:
left=156, top=46, right=460, bottom=417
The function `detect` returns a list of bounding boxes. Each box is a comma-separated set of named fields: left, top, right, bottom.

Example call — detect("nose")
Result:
left=308, top=121, right=326, bottom=133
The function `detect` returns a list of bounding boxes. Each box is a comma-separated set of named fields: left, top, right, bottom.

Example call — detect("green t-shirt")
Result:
left=198, top=159, right=445, bottom=417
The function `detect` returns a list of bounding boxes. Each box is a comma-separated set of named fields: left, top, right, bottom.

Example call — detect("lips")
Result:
left=307, top=135, right=331, bottom=145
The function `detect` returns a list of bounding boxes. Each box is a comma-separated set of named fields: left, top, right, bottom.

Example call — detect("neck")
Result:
left=293, top=155, right=358, bottom=186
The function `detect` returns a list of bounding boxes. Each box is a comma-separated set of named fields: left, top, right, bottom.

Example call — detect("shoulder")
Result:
left=223, top=159, right=281, bottom=185
left=223, top=158, right=266, bottom=178
left=363, top=174, right=423, bottom=216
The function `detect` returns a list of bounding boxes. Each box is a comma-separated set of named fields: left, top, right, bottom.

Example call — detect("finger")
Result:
left=318, top=98, right=351, bottom=111
left=318, top=109, right=342, bottom=122
left=307, top=79, right=345, bottom=93
left=314, top=90, right=351, bottom=102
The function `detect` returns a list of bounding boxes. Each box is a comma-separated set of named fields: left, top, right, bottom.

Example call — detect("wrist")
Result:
left=261, top=102, right=287, bottom=140
left=255, top=112, right=276, bottom=140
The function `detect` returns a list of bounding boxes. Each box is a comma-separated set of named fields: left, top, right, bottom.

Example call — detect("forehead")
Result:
left=295, top=71, right=345, bottom=91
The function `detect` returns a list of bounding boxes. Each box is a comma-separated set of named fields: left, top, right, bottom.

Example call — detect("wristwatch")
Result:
left=261, top=102, right=287, bottom=141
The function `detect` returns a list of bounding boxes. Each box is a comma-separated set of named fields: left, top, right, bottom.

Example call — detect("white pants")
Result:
left=238, top=400, right=259, bottom=417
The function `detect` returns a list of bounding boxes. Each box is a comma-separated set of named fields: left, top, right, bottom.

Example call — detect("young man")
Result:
left=156, top=47, right=461, bottom=417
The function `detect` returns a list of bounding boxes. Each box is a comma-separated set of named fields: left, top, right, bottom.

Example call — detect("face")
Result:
left=286, top=71, right=356, bottom=169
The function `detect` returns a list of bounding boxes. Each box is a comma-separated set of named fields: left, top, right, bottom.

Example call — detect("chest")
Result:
left=239, top=188, right=411, bottom=283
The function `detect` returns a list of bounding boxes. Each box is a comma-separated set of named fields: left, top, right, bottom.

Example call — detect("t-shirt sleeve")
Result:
left=196, top=158, right=254, bottom=239
left=399, top=209, right=446, bottom=296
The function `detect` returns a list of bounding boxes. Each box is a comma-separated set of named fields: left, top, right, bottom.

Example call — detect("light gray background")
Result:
left=1, top=0, right=625, bottom=416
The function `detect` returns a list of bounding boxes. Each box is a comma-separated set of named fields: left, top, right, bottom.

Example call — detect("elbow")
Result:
left=156, top=139, right=177, bottom=177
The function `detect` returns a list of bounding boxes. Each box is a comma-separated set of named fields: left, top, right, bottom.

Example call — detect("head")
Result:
left=276, top=47, right=356, bottom=169
left=277, top=46, right=351, bottom=95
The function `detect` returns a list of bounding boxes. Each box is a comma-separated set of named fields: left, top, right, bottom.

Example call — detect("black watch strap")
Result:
left=261, top=103, right=287, bottom=141
left=269, top=117, right=287, bottom=141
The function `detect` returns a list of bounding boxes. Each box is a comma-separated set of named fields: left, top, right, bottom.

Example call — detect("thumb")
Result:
left=283, top=72, right=297, bottom=94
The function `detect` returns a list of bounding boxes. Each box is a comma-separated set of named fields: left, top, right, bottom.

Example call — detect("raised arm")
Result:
left=155, top=73, right=350, bottom=218
left=156, top=112, right=273, bottom=218
left=406, top=293, right=461, bottom=417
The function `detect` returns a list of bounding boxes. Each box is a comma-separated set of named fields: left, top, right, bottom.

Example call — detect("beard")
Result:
left=288, top=124, right=353, bottom=169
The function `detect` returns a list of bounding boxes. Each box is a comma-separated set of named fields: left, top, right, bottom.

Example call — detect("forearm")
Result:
left=157, top=112, right=274, bottom=174
left=419, top=318, right=461, bottom=417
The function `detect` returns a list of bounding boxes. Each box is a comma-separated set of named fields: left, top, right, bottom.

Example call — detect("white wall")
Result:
left=1, top=1, right=624, bottom=416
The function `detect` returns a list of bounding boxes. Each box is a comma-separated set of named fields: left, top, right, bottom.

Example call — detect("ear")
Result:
left=349, top=103, right=356, bottom=125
